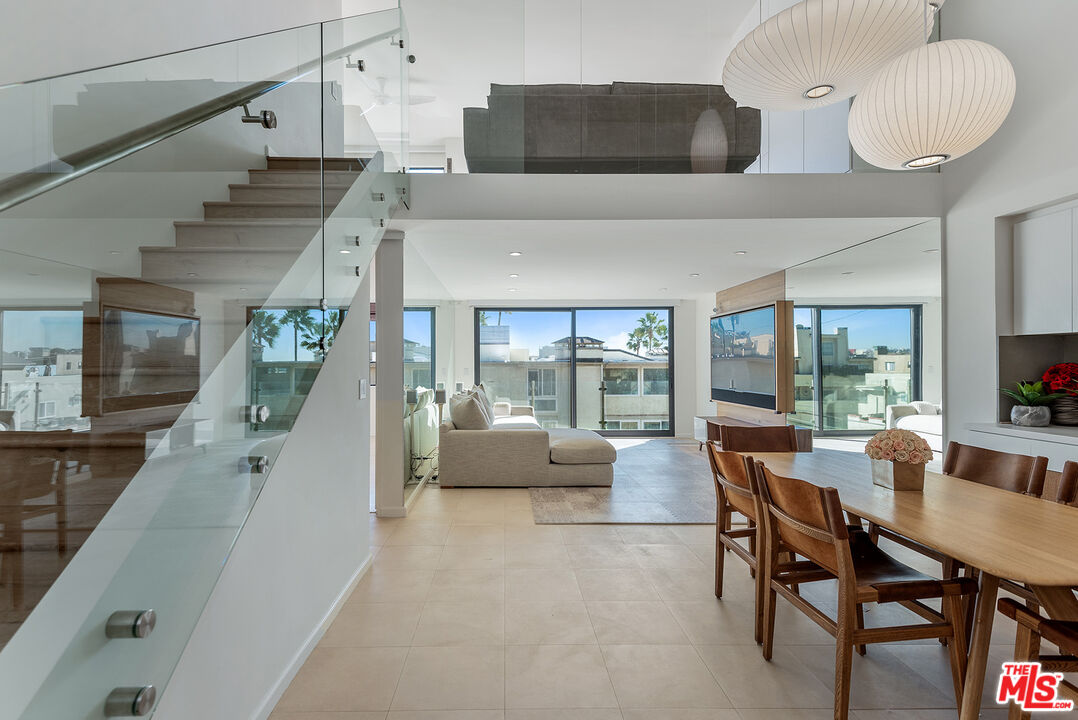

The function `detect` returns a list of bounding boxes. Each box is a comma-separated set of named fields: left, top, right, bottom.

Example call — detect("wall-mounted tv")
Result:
left=710, top=304, right=777, bottom=410
left=100, top=307, right=200, bottom=412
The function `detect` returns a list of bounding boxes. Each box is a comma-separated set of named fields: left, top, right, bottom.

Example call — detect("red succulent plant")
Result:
left=1042, top=363, right=1078, bottom=396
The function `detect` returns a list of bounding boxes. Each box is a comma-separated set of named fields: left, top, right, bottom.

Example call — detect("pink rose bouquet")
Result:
left=864, top=429, right=933, bottom=465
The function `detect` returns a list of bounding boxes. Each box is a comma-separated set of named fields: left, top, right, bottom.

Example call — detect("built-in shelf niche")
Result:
left=998, top=333, right=1078, bottom=423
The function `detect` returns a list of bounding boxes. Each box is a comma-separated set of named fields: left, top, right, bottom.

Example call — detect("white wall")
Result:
left=940, top=0, right=1078, bottom=445
left=153, top=270, right=372, bottom=720
left=0, top=0, right=342, bottom=85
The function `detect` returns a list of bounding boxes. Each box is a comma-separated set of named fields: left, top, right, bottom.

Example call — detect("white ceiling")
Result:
left=401, top=216, right=935, bottom=301
left=359, top=0, right=759, bottom=150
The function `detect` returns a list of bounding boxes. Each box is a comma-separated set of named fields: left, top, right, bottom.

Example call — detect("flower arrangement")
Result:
left=1042, top=363, right=1078, bottom=396
left=864, top=429, right=933, bottom=465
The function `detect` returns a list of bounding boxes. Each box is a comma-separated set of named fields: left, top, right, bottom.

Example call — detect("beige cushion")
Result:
left=547, top=429, right=617, bottom=465
left=449, top=393, right=492, bottom=430
left=473, top=384, right=495, bottom=420
left=493, top=414, right=541, bottom=428
left=492, top=401, right=512, bottom=417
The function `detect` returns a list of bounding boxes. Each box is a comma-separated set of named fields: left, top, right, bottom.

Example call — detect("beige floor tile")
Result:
left=695, top=645, right=832, bottom=709
left=672, top=525, right=720, bottom=546
left=453, top=508, right=507, bottom=524
left=505, top=543, right=572, bottom=569
left=506, top=568, right=582, bottom=602
left=851, top=712, right=999, bottom=720
left=428, top=569, right=505, bottom=603
left=629, top=544, right=707, bottom=569
left=689, top=544, right=718, bottom=565
left=388, top=712, right=502, bottom=720
left=391, top=646, right=504, bottom=710
left=503, top=525, right=564, bottom=545
left=384, top=524, right=452, bottom=547
left=446, top=524, right=505, bottom=546
left=505, top=602, right=597, bottom=645
left=787, top=643, right=954, bottom=710
left=621, top=711, right=740, bottom=720
left=507, top=710, right=622, bottom=720
left=587, top=601, right=690, bottom=644
left=350, top=570, right=435, bottom=604
left=412, top=602, right=505, bottom=646
left=575, top=568, right=660, bottom=601
left=560, top=526, right=626, bottom=545
left=883, top=642, right=1015, bottom=708
left=437, top=545, right=505, bottom=570
left=647, top=566, right=753, bottom=603
left=602, top=644, right=731, bottom=709
left=277, top=646, right=408, bottom=712
left=503, top=509, right=540, bottom=526
left=374, top=545, right=445, bottom=570
left=505, top=644, right=618, bottom=708
left=322, top=602, right=422, bottom=647
left=736, top=711, right=834, bottom=720
left=616, top=526, right=684, bottom=544
left=567, top=544, right=640, bottom=569
left=665, top=601, right=757, bottom=645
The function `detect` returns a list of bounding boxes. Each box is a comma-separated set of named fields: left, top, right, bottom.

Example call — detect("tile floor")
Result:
left=273, top=440, right=1018, bottom=720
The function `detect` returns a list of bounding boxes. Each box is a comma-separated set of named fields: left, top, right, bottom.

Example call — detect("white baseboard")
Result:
left=252, top=553, right=373, bottom=720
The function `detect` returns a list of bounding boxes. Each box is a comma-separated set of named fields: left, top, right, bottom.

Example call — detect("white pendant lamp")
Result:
left=722, top=0, right=932, bottom=112
left=848, top=38, right=1016, bottom=169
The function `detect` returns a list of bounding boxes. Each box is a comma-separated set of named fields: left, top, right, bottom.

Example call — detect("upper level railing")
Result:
left=0, top=9, right=408, bottom=718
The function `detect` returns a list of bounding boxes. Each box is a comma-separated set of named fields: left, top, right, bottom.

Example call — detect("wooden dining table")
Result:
left=746, top=448, right=1078, bottom=720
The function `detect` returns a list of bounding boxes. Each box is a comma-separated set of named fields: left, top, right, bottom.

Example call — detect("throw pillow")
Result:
left=448, top=393, right=492, bottom=430
left=492, top=401, right=512, bottom=418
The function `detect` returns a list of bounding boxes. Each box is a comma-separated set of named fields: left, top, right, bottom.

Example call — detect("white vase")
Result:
left=1011, top=405, right=1050, bottom=427
left=691, top=108, right=728, bottom=173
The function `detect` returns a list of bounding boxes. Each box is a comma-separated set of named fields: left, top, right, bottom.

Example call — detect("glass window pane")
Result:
left=819, top=308, right=915, bottom=432
left=790, top=307, right=816, bottom=429
left=477, top=309, right=572, bottom=428
left=575, top=308, right=671, bottom=433
left=404, top=307, right=434, bottom=389
left=0, top=309, right=86, bottom=431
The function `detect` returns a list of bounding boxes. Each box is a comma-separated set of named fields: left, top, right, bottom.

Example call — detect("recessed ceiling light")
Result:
left=339, top=249, right=351, bottom=254
left=659, top=287, right=668, bottom=292
left=923, top=248, right=940, bottom=253
left=689, top=273, right=701, bottom=278
left=841, top=271, right=855, bottom=276
left=509, top=251, right=523, bottom=257
left=734, top=250, right=747, bottom=255
left=239, top=288, right=248, bottom=292
left=27, top=272, right=40, bottom=277
left=108, top=250, right=122, bottom=255
left=804, top=84, right=835, bottom=99
left=187, top=272, right=199, bottom=277
left=509, top=273, right=519, bottom=278
left=507, top=288, right=518, bottom=292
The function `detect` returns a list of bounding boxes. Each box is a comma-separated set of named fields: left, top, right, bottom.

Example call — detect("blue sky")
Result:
left=796, top=307, right=913, bottom=350
left=480, top=309, right=670, bottom=356
left=1, top=310, right=82, bottom=353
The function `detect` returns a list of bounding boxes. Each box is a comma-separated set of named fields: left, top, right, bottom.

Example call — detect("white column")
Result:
left=375, top=230, right=406, bottom=517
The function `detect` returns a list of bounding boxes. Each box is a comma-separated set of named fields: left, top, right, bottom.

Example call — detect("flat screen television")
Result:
left=710, top=304, right=777, bottom=410
left=100, top=307, right=200, bottom=412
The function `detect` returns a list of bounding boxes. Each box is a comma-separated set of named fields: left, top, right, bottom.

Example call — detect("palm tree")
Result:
left=300, top=311, right=342, bottom=359
left=635, top=312, right=668, bottom=354
left=626, top=327, right=646, bottom=354
left=249, top=311, right=281, bottom=356
left=280, top=308, right=317, bottom=361
left=496, top=310, right=512, bottom=326
left=478, top=311, right=490, bottom=326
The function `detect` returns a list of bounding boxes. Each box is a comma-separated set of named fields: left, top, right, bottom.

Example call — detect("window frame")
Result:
left=473, top=306, right=675, bottom=437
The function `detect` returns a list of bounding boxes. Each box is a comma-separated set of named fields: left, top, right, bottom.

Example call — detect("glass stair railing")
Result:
left=0, top=9, right=409, bottom=718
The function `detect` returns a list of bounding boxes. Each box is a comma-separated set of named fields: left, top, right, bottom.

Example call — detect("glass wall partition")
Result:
left=475, top=307, right=674, bottom=436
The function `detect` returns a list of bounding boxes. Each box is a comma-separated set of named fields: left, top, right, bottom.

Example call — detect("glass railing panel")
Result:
left=0, top=8, right=409, bottom=716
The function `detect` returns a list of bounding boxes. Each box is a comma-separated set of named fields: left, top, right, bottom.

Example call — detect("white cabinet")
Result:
left=1013, top=208, right=1074, bottom=334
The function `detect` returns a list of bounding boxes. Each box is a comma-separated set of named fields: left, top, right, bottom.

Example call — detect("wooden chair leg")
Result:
left=761, top=552, right=777, bottom=661
left=715, top=510, right=726, bottom=599
left=748, top=518, right=757, bottom=579
left=834, top=637, right=855, bottom=720
left=867, top=521, right=880, bottom=545
left=855, top=604, right=867, bottom=656
left=943, top=594, right=968, bottom=710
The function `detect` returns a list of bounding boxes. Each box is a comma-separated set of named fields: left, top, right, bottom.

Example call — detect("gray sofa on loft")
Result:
left=463, top=81, right=761, bottom=174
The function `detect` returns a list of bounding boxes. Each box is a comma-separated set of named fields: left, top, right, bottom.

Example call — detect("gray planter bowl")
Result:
left=1011, top=405, right=1051, bottom=427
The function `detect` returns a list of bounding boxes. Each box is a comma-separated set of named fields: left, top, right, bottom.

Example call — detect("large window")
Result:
left=475, top=307, right=673, bottom=435
left=404, top=307, right=436, bottom=390
left=0, top=308, right=87, bottom=431
left=790, top=306, right=921, bottom=433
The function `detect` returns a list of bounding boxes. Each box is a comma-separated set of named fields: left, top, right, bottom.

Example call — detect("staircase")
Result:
left=140, top=157, right=368, bottom=292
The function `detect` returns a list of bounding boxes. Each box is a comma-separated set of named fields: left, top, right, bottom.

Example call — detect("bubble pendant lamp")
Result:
left=848, top=38, right=1016, bottom=169
left=722, top=0, right=932, bottom=112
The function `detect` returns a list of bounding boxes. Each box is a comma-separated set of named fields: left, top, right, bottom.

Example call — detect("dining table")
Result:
left=745, top=448, right=1078, bottom=720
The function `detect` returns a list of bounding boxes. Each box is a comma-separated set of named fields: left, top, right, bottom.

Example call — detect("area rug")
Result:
left=529, top=438, right=717, bottom=524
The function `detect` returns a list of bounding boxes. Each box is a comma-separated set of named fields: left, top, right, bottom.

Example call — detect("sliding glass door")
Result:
left=403, top=307, right=435, bottom=390
left=475, top=307, right=674, bottom=435
left=791, top=305, right=921, bottom=433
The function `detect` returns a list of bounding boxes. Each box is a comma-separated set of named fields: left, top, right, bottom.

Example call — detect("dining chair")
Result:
left=718, top=424, right=800, bottom=452
left=997, top=598, right=1078, bottom=720
left=755, top=462, right=978, bottom=720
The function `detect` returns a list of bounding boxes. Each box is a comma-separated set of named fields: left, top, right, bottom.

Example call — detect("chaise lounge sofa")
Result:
left=439, top=400, right=616, bottom=488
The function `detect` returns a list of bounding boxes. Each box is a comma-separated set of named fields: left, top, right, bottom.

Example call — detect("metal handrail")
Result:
left=0, top=25, right=399, bottom=214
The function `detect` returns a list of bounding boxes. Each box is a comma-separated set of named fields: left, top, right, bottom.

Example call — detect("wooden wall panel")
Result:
left=715, top=270, right=785, bottom=315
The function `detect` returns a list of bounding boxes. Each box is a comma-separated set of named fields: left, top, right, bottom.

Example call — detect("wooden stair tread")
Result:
left=173, top=219, right=321, bottom=227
